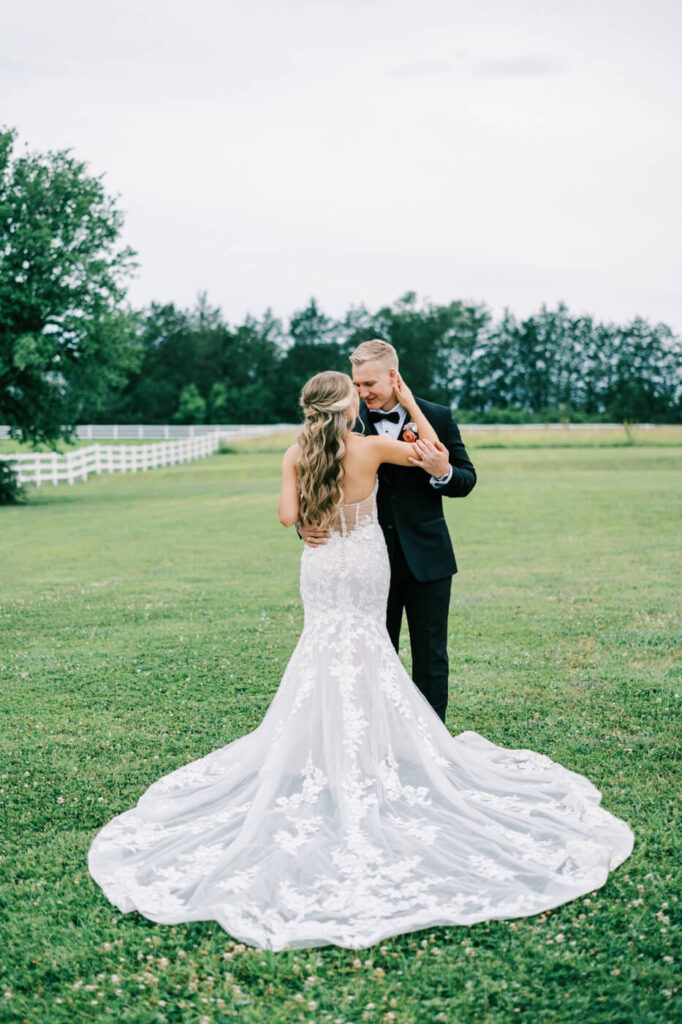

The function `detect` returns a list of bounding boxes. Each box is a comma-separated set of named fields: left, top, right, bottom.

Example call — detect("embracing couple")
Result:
left=88, top=339, right=634, bottom=952
left=294, top=338, right=477, bottom=723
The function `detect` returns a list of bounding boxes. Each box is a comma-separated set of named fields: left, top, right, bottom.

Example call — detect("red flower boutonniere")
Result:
left=401, top=421, right=418, bottom=443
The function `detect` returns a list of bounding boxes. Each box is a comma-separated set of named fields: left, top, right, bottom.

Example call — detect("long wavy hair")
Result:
left=297, top=371, right=356, bottom=528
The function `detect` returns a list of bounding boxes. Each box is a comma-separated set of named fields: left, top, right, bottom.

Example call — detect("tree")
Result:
left=173, top=382, right=206, bottom=423
left=275, top=299, right=347, bottom=420
left=111, top=302, right=195, bottom=423
left=0, top=127, right=140, bottom=445
left=188, top=291, right=231, bottom=399
left=600, top=317, right=682, bottom=422
left=372, top=293, right=491, bottom=407
left=207, top=381, right=229, bottom=423
left=223, top=310, right=284, bottom=421
left=373, top=293, right=440, bottom=400
left=0, top=461, right=25, bottom=505
left=435, top=300, right=493, bottom=408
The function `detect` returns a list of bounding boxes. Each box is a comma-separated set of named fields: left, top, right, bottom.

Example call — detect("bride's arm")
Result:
left=279, top=444, right=300, bottom=526
left=366, top=435, right=424, bottom=468
left=391, top=374, right=440, bottom=445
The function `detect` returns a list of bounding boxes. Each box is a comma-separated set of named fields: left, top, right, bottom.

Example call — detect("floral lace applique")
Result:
left=87, top=487, right=635, bottom=950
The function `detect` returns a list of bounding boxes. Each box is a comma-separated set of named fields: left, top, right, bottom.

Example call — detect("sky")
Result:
left=3, top=0, right=681, bottom=333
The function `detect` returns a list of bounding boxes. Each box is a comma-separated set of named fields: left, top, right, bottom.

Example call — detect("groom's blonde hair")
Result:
left=349, top=339, right=399, bottom=370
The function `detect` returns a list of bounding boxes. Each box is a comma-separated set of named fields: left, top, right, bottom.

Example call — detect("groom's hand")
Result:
left=298, top=522, right=331, bottom=547
left=408, top=438, right=450, bottom=477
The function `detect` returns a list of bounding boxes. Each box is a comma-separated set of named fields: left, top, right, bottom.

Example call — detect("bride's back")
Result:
left=327, top=481, right=378, bottom=537
left=337, top=433, right=380, bottom=505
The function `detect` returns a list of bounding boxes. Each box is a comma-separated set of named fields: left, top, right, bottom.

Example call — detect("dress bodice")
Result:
left=300, top=479, right=387, bottom=628
left=328, top=480, right=379, bottom=537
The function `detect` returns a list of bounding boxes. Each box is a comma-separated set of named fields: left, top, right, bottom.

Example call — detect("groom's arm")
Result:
left=439, top=415, right=476, bottom=497
left=421, top=411, right=476, bottom=498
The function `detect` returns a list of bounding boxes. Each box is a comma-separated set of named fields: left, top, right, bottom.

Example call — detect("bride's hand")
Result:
left=392, top=373, right=416, bottom=411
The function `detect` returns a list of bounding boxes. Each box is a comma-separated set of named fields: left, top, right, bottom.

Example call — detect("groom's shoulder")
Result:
left=415, top=396, right=456, bottom=422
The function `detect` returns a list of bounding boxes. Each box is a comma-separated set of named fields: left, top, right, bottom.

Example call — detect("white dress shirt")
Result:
left=369, top=403, right=453, bottom=488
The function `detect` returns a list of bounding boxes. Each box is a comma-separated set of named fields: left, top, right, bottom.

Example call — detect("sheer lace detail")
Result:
left=88, top=479, right=635, bottom=950
left=328, top=481, right=379, bottom=537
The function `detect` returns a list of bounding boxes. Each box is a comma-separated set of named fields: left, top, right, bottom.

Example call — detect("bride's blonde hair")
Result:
left=297, top=371, right=356, bottom=528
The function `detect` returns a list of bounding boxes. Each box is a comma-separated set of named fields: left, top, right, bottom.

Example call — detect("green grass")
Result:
left=222, top=424, right=682, bottom=454
left=2, top=424, right=682, bottom=457
left=1, top=438, right=680, bottom=1023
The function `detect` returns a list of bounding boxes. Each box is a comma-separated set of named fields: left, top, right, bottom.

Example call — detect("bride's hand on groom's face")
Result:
left=392, top=374, right=415, bottom=410
left=299, top=522, right=331, bottom=547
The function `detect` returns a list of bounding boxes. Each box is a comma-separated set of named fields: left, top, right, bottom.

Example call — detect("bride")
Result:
left=88, top=371, right=635, bottom=951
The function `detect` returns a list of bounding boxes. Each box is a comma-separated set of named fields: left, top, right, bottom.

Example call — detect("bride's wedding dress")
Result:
left=88, top=483, right=634, bottom=950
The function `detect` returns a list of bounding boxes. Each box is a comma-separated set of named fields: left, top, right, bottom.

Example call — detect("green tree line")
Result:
left=88, top=292, right=682, bottom=425
left=3, top=124, right=681, bottom=453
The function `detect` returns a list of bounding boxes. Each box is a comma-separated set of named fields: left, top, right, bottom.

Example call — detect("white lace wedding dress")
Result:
left=88, top=482, right=635, bottom=950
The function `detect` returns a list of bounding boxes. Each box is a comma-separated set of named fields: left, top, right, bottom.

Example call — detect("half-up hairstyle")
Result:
left=297, top=371, right=356, bottom=528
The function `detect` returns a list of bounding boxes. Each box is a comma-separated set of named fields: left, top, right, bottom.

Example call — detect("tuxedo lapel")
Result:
left=358, top=404, right=377, bottom=436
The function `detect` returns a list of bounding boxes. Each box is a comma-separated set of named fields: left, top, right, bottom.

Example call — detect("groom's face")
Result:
left=351, top=359, right=398, bottom=412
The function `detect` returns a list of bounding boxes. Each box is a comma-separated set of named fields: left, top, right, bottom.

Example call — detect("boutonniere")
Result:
left=401, top=421, right=418, bottom=443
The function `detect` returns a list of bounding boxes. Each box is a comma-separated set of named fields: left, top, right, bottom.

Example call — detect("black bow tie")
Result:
left=368, top=410, right=401, bottom=424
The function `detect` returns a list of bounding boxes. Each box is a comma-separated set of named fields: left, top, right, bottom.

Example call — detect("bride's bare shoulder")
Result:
left=347, top=432, right=379, bottom=447
left=350, top=434, right=394, bottom=453
left=282, top=443, right=300, bottom=464
left=346, top=433, right=381, bottom=457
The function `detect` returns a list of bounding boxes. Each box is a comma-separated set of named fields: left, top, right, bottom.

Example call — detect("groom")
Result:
left=300, top=339, right=477, bottom=723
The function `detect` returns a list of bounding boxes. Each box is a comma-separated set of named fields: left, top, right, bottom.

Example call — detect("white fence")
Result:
left=3, top=434, right=219, bottom=487
left=0, top=423, right=296, bottom=441
left=0, top=421, right=658, bottom=445
left=0, top=424, right=296, bottom=487
left=0, top=420, right=662, bottom=489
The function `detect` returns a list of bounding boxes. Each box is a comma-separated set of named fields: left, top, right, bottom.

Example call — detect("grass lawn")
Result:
left=2, top=424, right=682, bottom=457
left=0, top=432, right=680, bottom=1023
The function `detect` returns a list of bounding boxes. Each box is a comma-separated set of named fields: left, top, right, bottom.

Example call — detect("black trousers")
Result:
left=385, top=538, right=452, bottom=723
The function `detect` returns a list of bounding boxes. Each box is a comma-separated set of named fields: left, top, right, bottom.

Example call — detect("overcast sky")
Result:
left=3, top=0, right=681, bottom=333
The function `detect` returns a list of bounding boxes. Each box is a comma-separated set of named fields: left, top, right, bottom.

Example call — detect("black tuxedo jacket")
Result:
left=356, top=398, right=476, bottom=582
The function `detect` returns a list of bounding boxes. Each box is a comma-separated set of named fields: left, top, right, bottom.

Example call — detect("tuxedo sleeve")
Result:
left=437, top=412, right=477, bottom=498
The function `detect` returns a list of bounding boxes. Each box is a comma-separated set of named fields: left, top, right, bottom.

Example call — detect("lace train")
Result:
left=87, top=486, right=635, bottom=949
